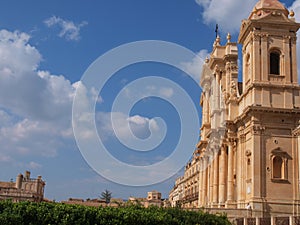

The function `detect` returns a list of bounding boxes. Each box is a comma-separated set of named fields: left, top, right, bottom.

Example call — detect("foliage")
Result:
left=0, top=200, right=231, bottom=225
left=100, top=189, right=112, bottom=204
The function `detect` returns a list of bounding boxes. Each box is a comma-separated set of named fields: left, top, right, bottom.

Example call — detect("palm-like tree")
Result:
left=100, top=189, right=112, bottom=204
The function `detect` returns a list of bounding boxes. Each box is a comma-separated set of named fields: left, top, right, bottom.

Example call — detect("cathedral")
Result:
left=169, top=0, right=300, bottom=218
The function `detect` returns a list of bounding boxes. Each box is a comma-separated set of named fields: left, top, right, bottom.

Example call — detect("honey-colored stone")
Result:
left=169, top=0, right=300, bottom=218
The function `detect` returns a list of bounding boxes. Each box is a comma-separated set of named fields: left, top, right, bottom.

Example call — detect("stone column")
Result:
left=198, top=158, right=203, bottom=207
left=202, top=156, right=208, bottom=206
left=226, top=140, right=235, bottom=207
left=209, top=158, right=214, bottom=205
left=219, top=146, right=227, bottom=206
left=213, top=151, right=219, bottom=206
left=236, top=135, right=244, bottom=208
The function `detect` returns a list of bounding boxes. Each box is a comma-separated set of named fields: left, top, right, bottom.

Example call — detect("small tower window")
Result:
left=273, top=156, right=283, bottom=178
left=270, top=51, right=280, bottom=75
left=271, top=148, right=289, bottom=182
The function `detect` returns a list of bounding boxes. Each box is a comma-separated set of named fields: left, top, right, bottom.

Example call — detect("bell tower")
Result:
left=169, top=0, right=300, bottom=218
left=235, top=0, right=300, bottom=216
left=238, top=0, right=300, bottom=108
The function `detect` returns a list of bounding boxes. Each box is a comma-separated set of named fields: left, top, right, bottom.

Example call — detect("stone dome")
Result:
left=249, top=0, right=289, bottom=19
left=254, top=0, right=286, bottom=10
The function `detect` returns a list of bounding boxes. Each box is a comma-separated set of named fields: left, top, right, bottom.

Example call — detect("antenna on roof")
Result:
left=215, top=24, right=219, bottom=38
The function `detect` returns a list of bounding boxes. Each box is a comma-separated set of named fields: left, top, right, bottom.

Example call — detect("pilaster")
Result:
left=283, top=35, right=291, bottom=83
left=251, top=125, right=265, bottom=212
left=291, top=36, right=298, bottom=84
left=218, top=145, right=227, bottom=207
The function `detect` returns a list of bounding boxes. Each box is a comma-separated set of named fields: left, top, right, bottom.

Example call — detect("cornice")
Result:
left=293, top=126, right=300, bottom=136
left=237, top=82, right=300, bottom=104
left=234, top=105, right=300, bottom=124
left=238, top=14, right=300, bottom=44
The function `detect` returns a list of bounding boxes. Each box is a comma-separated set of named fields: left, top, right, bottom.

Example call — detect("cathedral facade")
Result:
left=169, top=0, right=300, bottom=218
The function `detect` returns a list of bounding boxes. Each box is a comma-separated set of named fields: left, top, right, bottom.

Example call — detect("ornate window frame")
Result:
left=270, top=148, right=289, bottom=183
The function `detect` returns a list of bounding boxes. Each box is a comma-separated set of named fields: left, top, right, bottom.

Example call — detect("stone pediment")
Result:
left=250, top=11, right=297, bottom=25
left=239, top=12, right=300, bottom=43
left=271, top=147, right=292, bottom=159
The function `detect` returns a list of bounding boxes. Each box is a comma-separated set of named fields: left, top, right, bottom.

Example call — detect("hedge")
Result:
left=0, top=200, right=231, bottom=225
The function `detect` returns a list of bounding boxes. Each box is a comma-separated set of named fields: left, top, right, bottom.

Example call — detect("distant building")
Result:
left=108, top=198, right=125, bottom=207
left=128, top=190, right=163, bottom=208
left=0, top=171, right=45, bottom=202
left=61, top=198, right=107, bottom=207
left=61, top=191, right=163, bottom=208
left=61, top=197, right=125, bottom=207
left=145, top=190, right=162, bottom=207
left=169, top=158, right=198, bottom=208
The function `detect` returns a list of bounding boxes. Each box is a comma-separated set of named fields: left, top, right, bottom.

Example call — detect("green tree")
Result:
left=100, top=189, right=112, bottom=204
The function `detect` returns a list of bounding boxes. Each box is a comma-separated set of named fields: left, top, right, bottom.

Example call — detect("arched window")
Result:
left=271, top=148, right=289, bottom=182
left=270, top=51, right=280, bottom=75
left=273, top=156, right=283, bottom=179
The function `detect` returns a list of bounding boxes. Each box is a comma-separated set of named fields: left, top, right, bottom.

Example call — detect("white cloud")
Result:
left=0, top=119, right=64, bottom=157
left=0, top=110, right=14, bottom=127
left=28, top=161, right=42, bottom=169
left=159, top=87, right=174, bottom=98
left=291, top=1, right=300, bottom=10
left=125, top=85, right=175, bottom=100
left=196, top=0, right=256, bottom=33
left=180, top=49, right=209, bottom=82
left=0, top=29, right=77, bottom=159
left=0, top=154, right=12, bottom=162
left=44, top=16, right=87, bottom=41
left=0, top=30, right=77, bottom=122
left=96, top=112, right=159, bottom=140
left=0, top=30, right=41, bottom=73
left=127, top=115, right=149, bottom=125
left=145, top=85, right=174, bottom=98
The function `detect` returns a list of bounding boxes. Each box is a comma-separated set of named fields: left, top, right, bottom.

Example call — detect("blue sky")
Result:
left=0, top=0, right=298, bottom=200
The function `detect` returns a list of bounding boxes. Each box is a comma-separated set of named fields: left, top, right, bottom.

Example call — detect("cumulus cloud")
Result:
left=0, top=30, right=77, bottom=122
left=0, top=29, right=77, bottom=159
left=44, top=16, right=87, bottom=41
left=28, top=161, right=42, bottom=169
left=0, top=30, right=41, bottom=73
left=144, top=86, right=174, bottom=98
left=0, top=119, right=65, bottom=157
left=195, top=0, right=256, bottom=33
left=180, top=49, right=209, bottom=82
left=96, top=112, right=159, bottom=140
left=123, top=85, right=175, bottom=101
left=159, top=87, right=174, bottom=98
left=0, top=154, right=12, bottom=163
left=290, top=0, right=300, bottom=10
